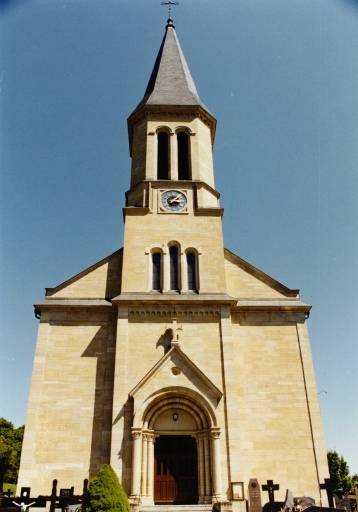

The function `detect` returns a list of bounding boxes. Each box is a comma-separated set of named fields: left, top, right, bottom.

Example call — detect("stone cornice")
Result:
left=35, top=299, right=114, bottom=310
left=232, top=299, right=311, bottom=314
left=112, top=292, right=236, bottom=307
left=194, top=207, right=224, bottom=217
left=127, top=105, right=217, bottom=155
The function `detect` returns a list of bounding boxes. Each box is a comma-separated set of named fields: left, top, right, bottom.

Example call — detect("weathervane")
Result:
left=161, top=1, right=179, bottom=18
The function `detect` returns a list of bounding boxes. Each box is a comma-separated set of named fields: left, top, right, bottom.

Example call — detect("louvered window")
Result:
left=177, top=132, right=190, bottom=180
left=187, top=252, right=197, bottom=291
left=169, top=246, right=179, bottom=291
left=157, top=132, right=169, bottom=179
left=152, top=252, right=162, bottom=291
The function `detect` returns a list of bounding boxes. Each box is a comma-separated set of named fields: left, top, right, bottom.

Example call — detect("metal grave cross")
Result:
left=262, top=480, right=280, bottom=502
left=37, top=478, right=99, bottom=512
left=319, top=478, right=337, bottom=508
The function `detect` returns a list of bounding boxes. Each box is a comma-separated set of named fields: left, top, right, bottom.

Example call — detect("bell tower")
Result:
left=121, top=18, right=227, bottom=296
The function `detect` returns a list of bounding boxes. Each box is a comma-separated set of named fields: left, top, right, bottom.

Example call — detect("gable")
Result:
left=45, top=249, right=123, bottom=300
left=224, top=248, right=299, bottom=299
left=129, top=345, right=223, bottom=408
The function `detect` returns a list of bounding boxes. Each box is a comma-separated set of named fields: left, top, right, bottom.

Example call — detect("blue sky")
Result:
left=1, top=0, right=357, bottom=476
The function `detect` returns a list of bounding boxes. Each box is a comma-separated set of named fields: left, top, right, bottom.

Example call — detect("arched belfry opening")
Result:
left=129, top=390, right=223, bottom=506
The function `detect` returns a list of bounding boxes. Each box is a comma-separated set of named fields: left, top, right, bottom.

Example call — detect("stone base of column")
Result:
left=199, top=495, right=212, bottom=504
left=129, top=503, right=141, bottom=512
left=213, top=499, right=232, bottom=511
left=140, top=496, right=154, bottom=506
left=129, top=495, right=141, bottom=508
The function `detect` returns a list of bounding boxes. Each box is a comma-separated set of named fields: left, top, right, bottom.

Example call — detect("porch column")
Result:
left=211, top=427, right=223, bottom=498
left=147, top=433, right=155, bottom=498
left=141, top=433, right=148, bottom=496
left=203, top=432, right=211, bottom=499
left=198, top=434, right=205, bottom=503
left=130, top=428, right=142, bottom=499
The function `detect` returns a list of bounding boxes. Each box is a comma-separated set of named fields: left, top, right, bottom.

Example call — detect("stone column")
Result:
left=181, top=250, right=187, bottom=292
left=170, top=132, right=178, bottom=180
left=130, top=429, right=142, bottom=499
left=198, top=434, right=205, bottom=503
left=147, top=433, right=155, bottom=499
left=163, top=248, right=170, bottom=292
left=203, top=433, right=211, bottom=500
left=211, top=427, right=223, bottom=499
left=141, top=433, right=148, bottom=496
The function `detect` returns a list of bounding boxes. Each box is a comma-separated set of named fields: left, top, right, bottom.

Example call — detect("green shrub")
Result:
left=88, top=464, right=130, bottom=512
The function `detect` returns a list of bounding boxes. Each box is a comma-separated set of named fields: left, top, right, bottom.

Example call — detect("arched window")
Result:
left=157, top=132, right=169, bottom=179
left=169, top=246, right=179, bottom=291
left=152, top=252, right=162, bottom=291
left=177, top=132, right=190, bottom=180
left=187, top=252, right=197, bottom=291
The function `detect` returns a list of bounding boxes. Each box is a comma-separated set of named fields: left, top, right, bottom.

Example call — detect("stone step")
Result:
left=140, top=506, right=213, bottom=512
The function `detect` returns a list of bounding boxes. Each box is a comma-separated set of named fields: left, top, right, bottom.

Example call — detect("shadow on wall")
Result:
left=82, top=322, right=117, bottom=479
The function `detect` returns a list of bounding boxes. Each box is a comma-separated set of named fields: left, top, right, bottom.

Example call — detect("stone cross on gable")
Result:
left=166, top=316, right=182, bottom=347
left=262, top=480, right=280, bottom=502
left=320, top=478, right=337, bottom=508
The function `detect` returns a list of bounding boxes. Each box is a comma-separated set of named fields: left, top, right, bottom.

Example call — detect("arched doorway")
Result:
left=154, top=435, right=198, bottom=504
left=129, top=389, right=223, bottom=506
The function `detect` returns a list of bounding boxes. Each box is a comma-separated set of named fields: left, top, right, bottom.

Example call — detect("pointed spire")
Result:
left=131, top=20, right=210, bottom=113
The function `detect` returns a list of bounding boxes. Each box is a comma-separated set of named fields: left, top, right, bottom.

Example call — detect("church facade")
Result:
left=18, top=18, right=329, bottom=511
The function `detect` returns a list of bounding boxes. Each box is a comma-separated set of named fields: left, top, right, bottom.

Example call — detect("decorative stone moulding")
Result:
left=128, top=309, right=220, bottom=317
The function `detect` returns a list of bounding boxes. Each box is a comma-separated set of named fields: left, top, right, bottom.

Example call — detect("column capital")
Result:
left=132, top=428, right=142, bottom=440
left=211, top=427, right=221, bottom=439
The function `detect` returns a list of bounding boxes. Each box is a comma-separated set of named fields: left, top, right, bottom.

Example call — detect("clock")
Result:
left=161, top=190, right=187, bottom=211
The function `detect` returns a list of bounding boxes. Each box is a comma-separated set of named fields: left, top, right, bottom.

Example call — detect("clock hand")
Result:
left=167, top=196, right=180, bottom=204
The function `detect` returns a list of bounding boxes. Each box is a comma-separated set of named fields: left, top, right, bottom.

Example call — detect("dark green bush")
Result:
left=88, top=464, right=130, bottom=512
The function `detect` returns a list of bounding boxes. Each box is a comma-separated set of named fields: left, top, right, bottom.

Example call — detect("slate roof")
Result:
left=131, top=18, right=211, bottom=114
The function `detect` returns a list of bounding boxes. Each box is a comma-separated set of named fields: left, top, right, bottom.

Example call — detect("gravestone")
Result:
left=249, top=479, right=262, bottom=512
left=283, top=490, right=294, bottom=510
left=262, top=502, right=285, bottom=512
left=338, top=498, right=352, bottom=512
left=296, top=497, right=316, bottom=510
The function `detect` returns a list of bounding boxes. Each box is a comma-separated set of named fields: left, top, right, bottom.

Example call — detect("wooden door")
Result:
left=154, top=435, right=198, bottom=504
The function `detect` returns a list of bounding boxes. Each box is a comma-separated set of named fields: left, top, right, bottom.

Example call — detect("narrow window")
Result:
left=157, top=132, right=169, bottom=179
left=152, top=252, right=162, bottom=291
left=187, top=252, right=197, bottom=291
left=177, top=132, right=190, bottom=180
left=170, top=246, right=179, bottom=291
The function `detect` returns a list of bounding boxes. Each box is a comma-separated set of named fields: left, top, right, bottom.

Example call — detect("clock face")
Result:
left=161, top=190, right=187, bottom=211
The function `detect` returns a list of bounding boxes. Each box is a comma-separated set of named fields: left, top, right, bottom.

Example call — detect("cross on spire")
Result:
left=161, top=1, right=179, bottom=19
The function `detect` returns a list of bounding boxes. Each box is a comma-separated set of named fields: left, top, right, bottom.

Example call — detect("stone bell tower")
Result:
left=121, top=17, right=226, bottom=297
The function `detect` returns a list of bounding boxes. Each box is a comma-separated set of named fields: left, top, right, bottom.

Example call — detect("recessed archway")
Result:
left=129, top=389, right=222, bottom=506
